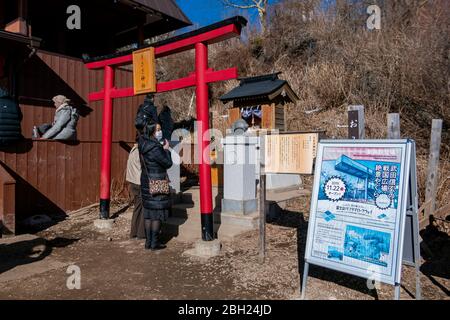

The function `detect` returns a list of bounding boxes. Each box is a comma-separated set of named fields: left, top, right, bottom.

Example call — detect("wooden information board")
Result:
left=264, top=133, right=319, bottom=174
left=132, top=47, right=156, bottom=95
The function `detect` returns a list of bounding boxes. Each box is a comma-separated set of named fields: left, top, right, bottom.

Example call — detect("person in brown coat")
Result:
left=126, top=139, right=146, bottom=239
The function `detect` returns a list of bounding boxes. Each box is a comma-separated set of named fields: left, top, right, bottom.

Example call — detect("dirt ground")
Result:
left=0, top=197, right=448, bottom=300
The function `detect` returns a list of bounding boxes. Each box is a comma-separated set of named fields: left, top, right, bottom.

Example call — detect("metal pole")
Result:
left=99, top=65, right=114, bottom=219
left=415, top=259, right=422, bottom=300
left=300, top=262, right=309, bottom=300
left=394, top=283, right=401, bottom=300
left=410, top=141, right=422, bottom=300
left=195, top=42, right=214, bottom=241
left=259, top=173, right=266, bottom=263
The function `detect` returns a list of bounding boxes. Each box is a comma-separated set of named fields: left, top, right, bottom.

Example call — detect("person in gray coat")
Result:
left=41, top=95, right=79, bottom=140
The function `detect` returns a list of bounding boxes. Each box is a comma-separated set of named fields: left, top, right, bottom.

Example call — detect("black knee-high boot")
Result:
left=150, top=219, right=166, bottom=250
left=144, top=219, right=152, bottom=250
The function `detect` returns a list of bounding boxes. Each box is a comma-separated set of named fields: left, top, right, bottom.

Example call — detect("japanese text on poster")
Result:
left=305, top=143, right=408, bottom=284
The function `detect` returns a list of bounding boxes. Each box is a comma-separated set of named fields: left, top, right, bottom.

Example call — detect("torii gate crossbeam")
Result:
left=85, top=17, right=247, bottom=241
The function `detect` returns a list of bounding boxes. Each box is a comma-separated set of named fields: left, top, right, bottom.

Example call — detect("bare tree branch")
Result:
left=220, top=0, right=269, bottom=33
left=221, top=0, right=257, bottom=10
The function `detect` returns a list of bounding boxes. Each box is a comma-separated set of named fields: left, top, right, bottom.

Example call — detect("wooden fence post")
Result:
left=348, top=105, right=365, bottom=139
left=259, top=133, right=266, bottom=263
left=425, top=119, right=443, bottom=219
left=387, top=113, right=401, bottom=139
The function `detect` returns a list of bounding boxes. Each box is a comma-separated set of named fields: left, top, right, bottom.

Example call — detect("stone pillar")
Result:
left=221, top=135, right=259, bottom=215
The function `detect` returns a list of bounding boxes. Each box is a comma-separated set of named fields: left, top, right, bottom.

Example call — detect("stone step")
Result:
left=161, top=187, right=256, bottom=243
left=266, top=188, right=311, bottom=202
left=178, top=187, right=223, bottom=206
left=171, top=204, right=222, bottom=219
left=215, top=223, right=254, bottom=242
left=216, top=211, right=260, bottom=229
left=163, top=215, right=255, bottom=243
left=171, top=203, right=197, bottom=216
left=170, top=208, right=259, bottom=228
left=162, top=217, right=196, bottom=241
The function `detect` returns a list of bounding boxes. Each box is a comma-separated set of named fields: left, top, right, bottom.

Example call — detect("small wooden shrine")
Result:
left=220, top=72, right=299, bottom=131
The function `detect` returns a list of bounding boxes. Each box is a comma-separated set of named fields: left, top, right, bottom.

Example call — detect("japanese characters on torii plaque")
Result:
left=264, top=133, right=318, bottom=174
left=132, top=47, right=157, bottom=95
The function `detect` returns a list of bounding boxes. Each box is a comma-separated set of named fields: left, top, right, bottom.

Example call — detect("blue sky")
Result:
left=175, top=0, right=279, bottom=30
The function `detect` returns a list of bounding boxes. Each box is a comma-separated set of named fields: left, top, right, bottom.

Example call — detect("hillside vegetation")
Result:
left=155, top=0, right=449, bottom=209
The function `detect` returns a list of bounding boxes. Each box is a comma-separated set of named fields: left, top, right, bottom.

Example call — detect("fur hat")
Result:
left=52, top=95, right=71, bottom=105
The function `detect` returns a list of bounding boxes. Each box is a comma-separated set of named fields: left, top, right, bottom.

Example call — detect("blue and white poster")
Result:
left=305, top=140, right=411, bottom=285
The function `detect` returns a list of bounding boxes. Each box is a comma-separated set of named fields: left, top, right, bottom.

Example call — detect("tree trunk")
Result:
left=258, top=8, right=267, bottom=34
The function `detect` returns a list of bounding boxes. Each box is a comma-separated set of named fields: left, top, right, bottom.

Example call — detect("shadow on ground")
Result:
left=110, top=204, right=131, bottom=219
left=160, top=193, right=195, bottom=244
left=268, top=208, right=382, bottom=300
left=0, top=237, right=79, bottom=275
left=420, top=222, right=450, bottom=296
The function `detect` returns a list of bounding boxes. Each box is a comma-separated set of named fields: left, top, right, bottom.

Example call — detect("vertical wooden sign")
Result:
left=227, top=108, right=241, bottom=127
left=387, top=113, right=401, bottom=139
left=348, top=105, right=365, bottom=139
left=261, top=104, right=275, bottom=129
left=132, top=47, right=156, bottom=95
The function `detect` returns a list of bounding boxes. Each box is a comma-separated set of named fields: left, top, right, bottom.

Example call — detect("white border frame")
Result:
left=304, top=139, right=411, bottom=285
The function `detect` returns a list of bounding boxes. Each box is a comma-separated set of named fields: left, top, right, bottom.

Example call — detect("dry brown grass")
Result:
left=157, top=0, right=449, bottom=210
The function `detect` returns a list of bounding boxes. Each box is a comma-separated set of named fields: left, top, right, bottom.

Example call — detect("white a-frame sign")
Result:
left=301, top=139, right=421, bottom=300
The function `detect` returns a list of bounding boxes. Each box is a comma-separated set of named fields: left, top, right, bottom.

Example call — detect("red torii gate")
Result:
left=85, top=17, right=247, bottom=241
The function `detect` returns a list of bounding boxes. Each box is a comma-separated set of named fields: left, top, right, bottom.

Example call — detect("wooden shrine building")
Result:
left=0, top=0, right=191, bottom=235
left=220, top=72, right=298, bottom=131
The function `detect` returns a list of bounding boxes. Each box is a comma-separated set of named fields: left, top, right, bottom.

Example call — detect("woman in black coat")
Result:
left=0, top=85, right=22, bottom=146
left=138, top=121, right=173, bottom=250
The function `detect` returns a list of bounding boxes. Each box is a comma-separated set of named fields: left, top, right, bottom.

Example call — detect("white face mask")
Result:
left=155, top=130, right=163, bottom=141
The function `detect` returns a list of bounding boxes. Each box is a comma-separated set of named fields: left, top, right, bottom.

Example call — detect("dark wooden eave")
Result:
left=220, top=72, right=299, bottom=107
left=26, top=0, right=192, bottom=58
left=0, top=30, right=41, bottom=48
left=126, top=0, right=192, bottom=25
left=84, top=16, right=248, bottom=63
left=113, top=0, right=192, bottom=41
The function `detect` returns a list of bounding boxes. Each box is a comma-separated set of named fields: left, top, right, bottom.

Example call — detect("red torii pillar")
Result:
left=85, top=18, right=245, bottom=241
